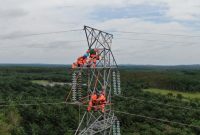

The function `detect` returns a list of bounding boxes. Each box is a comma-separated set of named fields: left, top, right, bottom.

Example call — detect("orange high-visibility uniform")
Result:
left=82, top=58, right=87, bottom=65
left=77, top=56, right=87, bottom=67
left=77, top=57, right=84, bottom=67
left=91, top=94, right=97, bottom=102
left=97, top=94, right=106, bottom=113
left=87, top=93, right=97, bottom=112
left=87, top=100, right=92, bottom=112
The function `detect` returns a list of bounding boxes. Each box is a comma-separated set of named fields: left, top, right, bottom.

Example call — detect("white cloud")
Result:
left=0, top=0, right=200, bottom=65
left=153, top=0, right=200, bottom=21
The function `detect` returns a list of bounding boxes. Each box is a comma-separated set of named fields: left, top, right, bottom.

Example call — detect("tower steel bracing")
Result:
left=71, top=26, right=121, bottom=135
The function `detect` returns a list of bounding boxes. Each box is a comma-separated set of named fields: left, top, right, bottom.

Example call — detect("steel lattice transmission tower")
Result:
left=71, top=26, right=121, bottom=135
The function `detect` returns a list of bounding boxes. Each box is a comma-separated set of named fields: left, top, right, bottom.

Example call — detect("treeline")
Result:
left=121, top=69, right=200, bottom=92
left=0, top=66, right=71, bottom=83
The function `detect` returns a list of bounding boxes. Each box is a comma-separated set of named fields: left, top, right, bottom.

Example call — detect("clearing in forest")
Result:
left=144, top=88, right=200, bottom=100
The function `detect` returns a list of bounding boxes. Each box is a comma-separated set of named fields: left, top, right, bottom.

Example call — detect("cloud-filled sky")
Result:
left=0, top=0, right=200, bottom=65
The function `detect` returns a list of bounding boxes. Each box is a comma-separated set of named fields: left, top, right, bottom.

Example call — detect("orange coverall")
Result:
left=97, top=93, right=106, bottom=113
left=77, top=57, right=87, bottom=67
left=87, top=93, right=97, bottom=112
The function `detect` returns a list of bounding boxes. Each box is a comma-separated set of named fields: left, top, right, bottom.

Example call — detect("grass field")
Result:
left=31, top=80, right=50, bottom=85
left=31, top=80, right=69, bottom=86
left=143, top=88, right=200, bottom=100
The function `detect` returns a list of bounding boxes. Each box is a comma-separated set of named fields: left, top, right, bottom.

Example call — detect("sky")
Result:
left=0, top=0, right=200, bottom=65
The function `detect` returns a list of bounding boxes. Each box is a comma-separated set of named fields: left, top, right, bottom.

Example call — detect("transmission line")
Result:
left=115, top=95, right=200, bottom=111
left=1, top=28, right=199, bottom=48
left=1, top=95, right=199, bottom=111
left=4, top=27, right=199, bottom=40
left=0, top=29, right=82, bottom=40
left=0, top=101, right=77, bottom=107
left=111, top=30, right=200, bottom=38
left=114, top=110, right=200, bottom=129
left=0, top=98, right=64, bottom=103
left=1, top=99, right=200, bottom=129
left=115, top=37, right=200, bottom=45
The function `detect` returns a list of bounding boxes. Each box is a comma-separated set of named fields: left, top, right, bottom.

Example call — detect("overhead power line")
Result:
left=115, top=37, right=200, bottom=45
left=0, top=102, right=64, bottom=107
left=111, top=30, right=200, bottom=38
left=2, top=95, right=199, bottom=112
left=1, top=28, right=199, bottom=48
left=2, top=28, right=200, bottom=41
left=0, top=39, right=85, bottom=48
left=0, top=29, right=83, bottom=40
left=0, top=101, right=80, bottom=107
left=0, top=98, right=64, bottom=104
left=115, top=95, right=200, bottom=111
left=114, top=110, right=200, bottom=129
left=1, top=98, right=199, bottom=129
left=1, top=95, right=199, bottom=111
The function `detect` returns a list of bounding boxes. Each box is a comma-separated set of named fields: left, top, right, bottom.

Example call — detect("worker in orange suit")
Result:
left=77, top=56, right=86, bottom=67
left=97, top=90, right=106, bottom=113
left=77, top=57, right=82, bottom=67
left=87, top=92, right=98, bottom=112
left=82, top=57, right=87, bottom=65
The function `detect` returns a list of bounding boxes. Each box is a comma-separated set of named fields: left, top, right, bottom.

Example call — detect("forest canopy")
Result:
left=0, top=65, right=200, bottom=135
